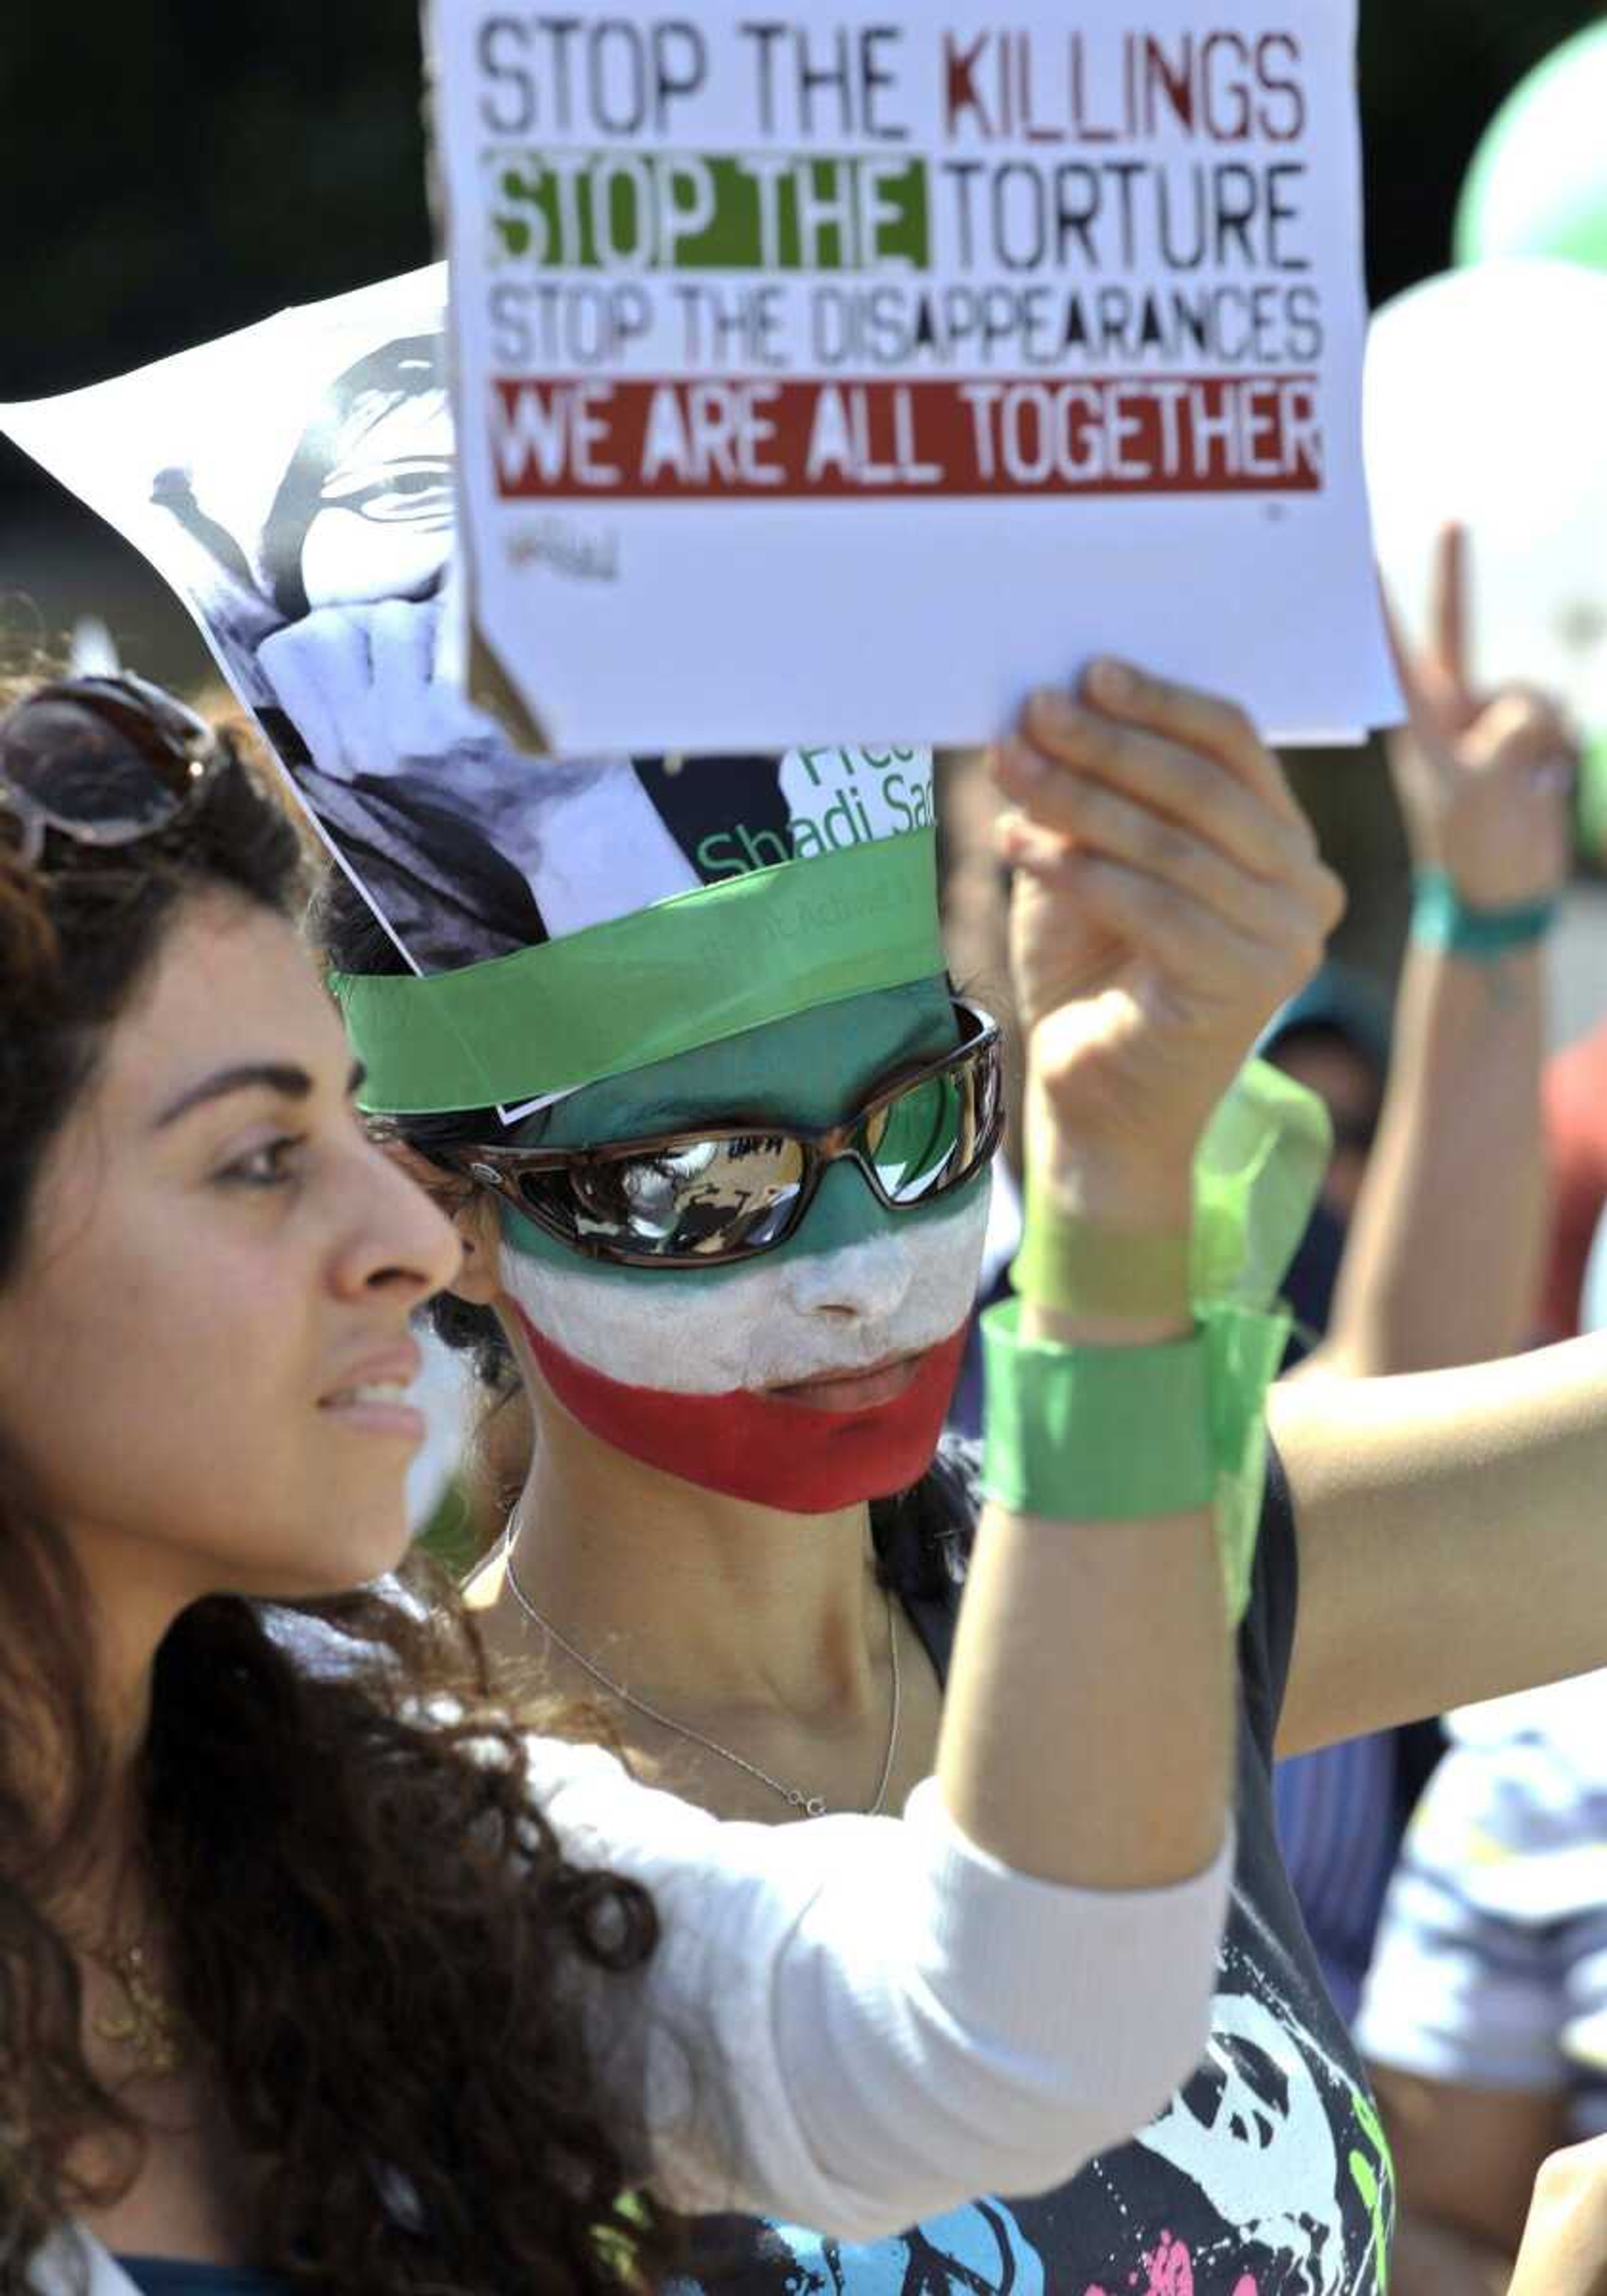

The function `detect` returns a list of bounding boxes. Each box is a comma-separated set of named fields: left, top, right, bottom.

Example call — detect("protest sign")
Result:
left=429, top=0, right=1399, bottom=749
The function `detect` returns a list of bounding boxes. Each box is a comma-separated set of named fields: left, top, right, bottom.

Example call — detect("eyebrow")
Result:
left=154, top=1058, right=367, bottom=1130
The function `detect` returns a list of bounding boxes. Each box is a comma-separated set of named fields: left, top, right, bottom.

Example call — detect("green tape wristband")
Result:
left=1011, top=1190, right=1192, bottom=1319
left=978, top=1297, right=1291, bottom=1625
left=1009, top=1059, right=1332, bottom=1321
left=1205, top=1298, right=1294, bottom=1626
left=1410, top=870, right=1557, bottom=961
left=979, top=1303, right=1212, bottom=1521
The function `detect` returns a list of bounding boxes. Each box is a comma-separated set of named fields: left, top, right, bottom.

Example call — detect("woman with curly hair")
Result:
left=1, top=672, right=1241, bottom=2296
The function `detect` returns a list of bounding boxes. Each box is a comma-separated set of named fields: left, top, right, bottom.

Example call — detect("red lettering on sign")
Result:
left=490, top=375, right=1324, bottom=500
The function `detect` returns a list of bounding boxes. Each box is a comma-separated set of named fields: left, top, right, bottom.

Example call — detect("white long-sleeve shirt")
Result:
left=35, top=1740, right=1230, bottom=2296
left=533, top=1740, right=1232, bottom=2235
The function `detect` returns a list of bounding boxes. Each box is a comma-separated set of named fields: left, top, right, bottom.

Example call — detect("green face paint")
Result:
left=501, top=973, right=974, bottom=1287
left=494, top=974, right=995, bottom=1510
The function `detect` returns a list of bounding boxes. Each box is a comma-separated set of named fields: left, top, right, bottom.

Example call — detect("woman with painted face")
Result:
left=0, top=671, right=1252, bottom=2296
left=325, top=663, right=1607, bottom=2296
left=318, top=669, right=1365, bottom=2294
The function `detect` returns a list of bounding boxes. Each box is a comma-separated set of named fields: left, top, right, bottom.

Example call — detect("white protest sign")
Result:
left=429, top=0, right=1399, bottom=750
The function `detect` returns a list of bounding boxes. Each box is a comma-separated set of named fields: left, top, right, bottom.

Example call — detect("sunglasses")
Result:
left=0, top=674, right=225, bottom=869
left=445, top=997, right=1004, bottom=1270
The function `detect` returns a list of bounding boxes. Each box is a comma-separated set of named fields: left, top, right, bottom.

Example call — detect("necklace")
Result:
left=90, top=1942, right=185, bottom=2080
left=501, top=1535, right=901, bottom=1820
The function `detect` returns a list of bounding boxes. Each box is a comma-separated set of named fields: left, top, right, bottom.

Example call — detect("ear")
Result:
left=441, top=1188, right=506, bottom=1307
left=380, top=1140, right=506, bottom=1307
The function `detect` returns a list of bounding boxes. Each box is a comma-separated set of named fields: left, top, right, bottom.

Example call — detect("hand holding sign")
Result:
left=993, top=660, right=1343, bottom=1223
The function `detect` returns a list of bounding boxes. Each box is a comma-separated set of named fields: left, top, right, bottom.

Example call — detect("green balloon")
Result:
left=1456, top=22, right=1607, bottom=272
left=1456, top=26, right=1607, bottom=812
left=1576, top=726, right=1607, bottom=870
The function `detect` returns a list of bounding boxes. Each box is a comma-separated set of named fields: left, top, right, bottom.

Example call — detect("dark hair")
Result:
left=313, top=872, right=975, bottom=1603
left=0, top=683, right=669, bottom=2295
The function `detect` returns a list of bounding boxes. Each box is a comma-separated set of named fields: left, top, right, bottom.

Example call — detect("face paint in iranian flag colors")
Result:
left=496, top=979, right=992, bottom=1514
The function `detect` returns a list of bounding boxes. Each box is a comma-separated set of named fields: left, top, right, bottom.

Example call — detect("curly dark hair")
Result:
left=0, top=679, right=670, bottom=2296
left=314, top=873, right=977, bottom=1605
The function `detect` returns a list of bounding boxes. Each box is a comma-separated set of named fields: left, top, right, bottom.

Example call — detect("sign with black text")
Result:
left=429, top=0, right=1398, bottom=747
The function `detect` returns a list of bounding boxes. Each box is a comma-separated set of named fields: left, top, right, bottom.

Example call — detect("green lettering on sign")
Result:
left=488, top=149, right=931, bottom=273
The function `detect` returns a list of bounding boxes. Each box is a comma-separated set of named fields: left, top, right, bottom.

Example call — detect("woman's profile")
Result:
left=1, top=670, right=1239, bottom=2296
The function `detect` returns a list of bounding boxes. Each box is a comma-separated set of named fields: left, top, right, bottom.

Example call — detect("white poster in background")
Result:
left=429, top=0, right=1399, bottom=751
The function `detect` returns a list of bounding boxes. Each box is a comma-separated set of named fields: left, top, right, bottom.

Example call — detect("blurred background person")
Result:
left=1536, top=1017, right=1607, bottom=1341
left=1265, top=527, right=1574, bottom=2036
left=1350, top=37, right=1607, bottom=2287
left=1359, top=1671, right=1607, bottom=2296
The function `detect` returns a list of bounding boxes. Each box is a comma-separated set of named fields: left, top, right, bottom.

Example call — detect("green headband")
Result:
left=331, top=828, right=945, bottom=1114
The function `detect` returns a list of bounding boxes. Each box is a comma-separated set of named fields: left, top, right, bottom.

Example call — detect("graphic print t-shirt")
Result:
left=678, top=1454, right=1395, bottom=2296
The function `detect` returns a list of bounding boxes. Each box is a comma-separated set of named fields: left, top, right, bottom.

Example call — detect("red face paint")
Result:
left=517, top=1310, right=968, bottom=1513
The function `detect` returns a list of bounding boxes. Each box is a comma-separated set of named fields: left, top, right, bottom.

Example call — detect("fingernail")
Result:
left=1088, top=658, right=1132, bottom=707
left=1028, top=686, right=1079, bottom=740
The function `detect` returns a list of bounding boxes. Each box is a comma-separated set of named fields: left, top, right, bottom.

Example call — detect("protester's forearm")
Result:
left=1273, top=1332, right=1607, bottom=1752
left=950, top=656, right=1331, bottom=1885
left=939, top=1295, right=1234, bottom=1892
left=1321, top=941, right=1545, bottom=1377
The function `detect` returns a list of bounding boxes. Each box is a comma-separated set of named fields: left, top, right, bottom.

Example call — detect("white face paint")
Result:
left=499, top=1181, right=990, bottom=1395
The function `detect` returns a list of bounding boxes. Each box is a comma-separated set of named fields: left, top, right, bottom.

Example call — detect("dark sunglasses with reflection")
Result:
left=442, top=998, right=1004, bottom=1271
left=0, top=674, right=226, bottom=868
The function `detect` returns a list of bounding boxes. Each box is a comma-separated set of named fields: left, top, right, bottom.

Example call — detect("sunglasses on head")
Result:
left=444, top=997, right=1004, bottom=1271
left=0, top=674, right=226, bottom=870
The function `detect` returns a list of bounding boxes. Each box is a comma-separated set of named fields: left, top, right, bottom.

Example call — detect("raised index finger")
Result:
left=1430, top=521, right=1472, bottom=708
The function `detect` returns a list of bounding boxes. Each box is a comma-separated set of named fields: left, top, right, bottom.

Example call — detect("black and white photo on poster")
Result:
left=0, top=267, right=933, bottom=986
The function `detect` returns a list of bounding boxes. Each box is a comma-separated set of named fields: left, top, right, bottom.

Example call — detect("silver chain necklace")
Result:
left=500, top=1533, right=901, bottom=1819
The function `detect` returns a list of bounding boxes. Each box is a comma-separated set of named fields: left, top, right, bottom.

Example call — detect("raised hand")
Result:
left=258, top=593, right=499, bottom=789
left=1389, top=524, right=1576, bottom=908
left=991, top=659, right=1344, bottom=1226
left=258, top=593, right=701, bottom=931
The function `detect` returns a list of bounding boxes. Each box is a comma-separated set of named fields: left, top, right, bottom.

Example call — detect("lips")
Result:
left=499, top=1183, right=989, bottom=1508
left=318, top=1341, right=424, bottom=1431
left=519, top=1312, right=969, bottom=1512
left=764, top=1350, right=926, bottom=1413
